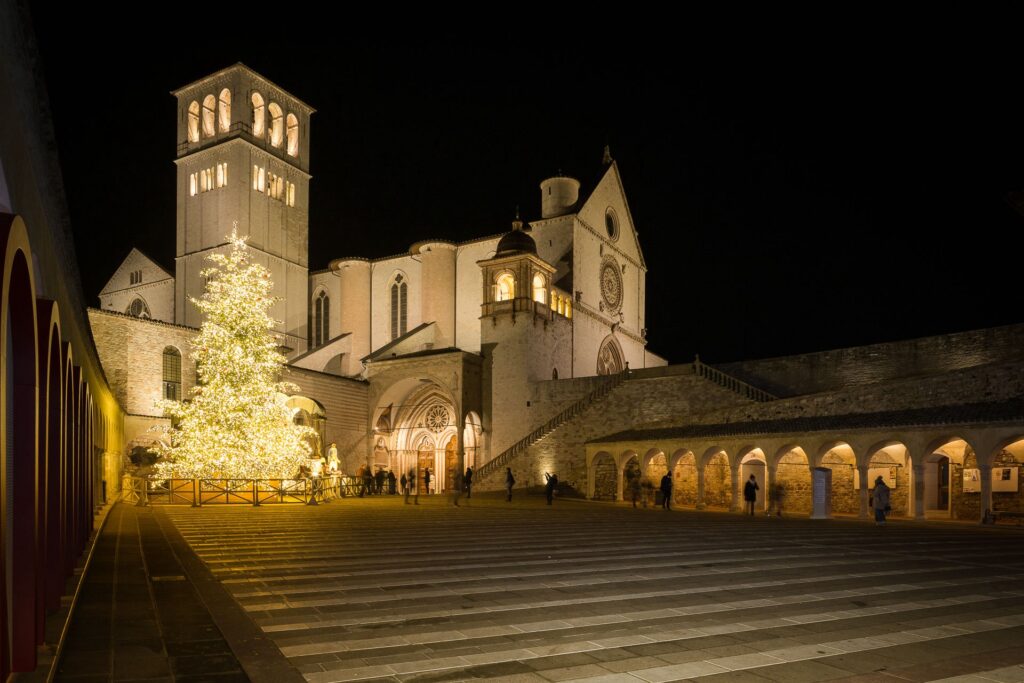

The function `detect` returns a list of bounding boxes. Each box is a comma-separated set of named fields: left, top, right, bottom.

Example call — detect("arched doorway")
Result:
left=417, top=435, right=434, bottom=495
left=670, top=450, right=697, bottom=507
left=773, top=446, right=811, bottom=516
left=596, top=335, right=624, bottom=376
left=739, top=449, right=767, bottom=512
left=590, top=452, right=616, bottom=500
left=865, top=442, right=909, bottom=517
left=818, top=443, right=858, bottom=515
left=702, top=450, right=731, bottom=509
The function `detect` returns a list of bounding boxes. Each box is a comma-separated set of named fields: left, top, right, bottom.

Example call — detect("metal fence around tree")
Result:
left=122, top=474, right=368, bottom=506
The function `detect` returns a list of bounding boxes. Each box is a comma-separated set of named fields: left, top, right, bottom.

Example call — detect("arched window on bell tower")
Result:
left=218, top=88, right=232, bottom=132
left=251, top=92, right=265, bottom=137
left=187, top=101, right=200, bottom=142
left=286, top=113, right=299, bottom=157
left=532, top=273, right=547, bottom=304
left=389, top=274, right=408, bottom=340
left=268, top=102, right=283, bottom=147
left=495, top=272, right=515, bottom=302
left=202, top=94, right=216, bottom=137
left=313, top=290, right=330, bottom=348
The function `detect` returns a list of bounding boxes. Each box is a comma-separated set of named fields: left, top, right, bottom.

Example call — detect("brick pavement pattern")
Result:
left=160, top=497, right=1024, bottom=681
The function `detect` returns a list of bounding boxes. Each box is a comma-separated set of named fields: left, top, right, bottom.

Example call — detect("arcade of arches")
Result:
left=588, top=425, right=1024, bottom=522
left=0, top=214, right=125, bottom=677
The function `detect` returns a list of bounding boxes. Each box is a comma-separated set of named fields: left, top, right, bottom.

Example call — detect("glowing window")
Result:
left=258, top=167, right=265, bottom=193
left=495, top=273, right=515, bottom=302
left=187, top=101, right=200, bottom=142
left=202, top=94, right=216, bottom=137
left=550, top=292, right=557, bottom=311
left=216, top=163, right=224, bottom=188
left=532, top=273, right=546, bottom=304
left=218, top=88, right=231, bottom=132
left=189, top=173, right=197, bottom=196
left=565, top=300, right=572, bottom=319
left=200, top=169, right=208, bottom=192
left=268, top=102, right=283, bottom=147
left=287, top=182, right=296, bottom=207
left=162, top=347, right=182, bottom=400
left=286, top=113, right=299, bottom=157
left=251, top=92, right=265, bottom=137
left=390, top=275, right=408, bottom=340
left=252, top=165, right=259, bottom=190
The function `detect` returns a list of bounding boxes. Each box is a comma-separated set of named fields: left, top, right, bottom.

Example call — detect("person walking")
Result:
left=409, top=468, right=419, bottom=505
left=505, top=467, right=515, bottom=502
left=767, top=482, right=785, bottom=517
left=464, top=466, right=473, bottom=498
left=743, top=474, right=759, bottom=516
left=544, top=472, right=558, bottom=505
left=400, top=471, right=408, bottom=500
left=660, top=472, right=672, bottom=510
left=375, top=468, right=386, bottom=495
left=628, top=472, right=641, bottom=508
left=423, top=467, right=432, bottom=495
left=872, top=475, right=891, bottom=525
left=452, top=469, right=463, bottom=506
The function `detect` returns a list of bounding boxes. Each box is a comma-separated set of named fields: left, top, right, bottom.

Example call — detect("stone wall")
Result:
left=283, top=366, right=369, bottom=474
left=775, top=454, right=812, bottom=515
left=476, top=370, right=752, bottom=492
left=718, top=324, right=1024, bottom=398
left=694, top=359, right=1024, bottom=427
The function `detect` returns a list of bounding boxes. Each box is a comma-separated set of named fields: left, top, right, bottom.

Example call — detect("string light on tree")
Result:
left=152, top=226, right=315, bottom=479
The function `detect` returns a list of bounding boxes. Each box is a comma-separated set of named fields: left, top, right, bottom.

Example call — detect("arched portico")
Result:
left=669, top=449, right=698, bottom=507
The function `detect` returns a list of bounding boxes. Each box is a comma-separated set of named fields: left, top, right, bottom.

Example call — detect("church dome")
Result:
left=494, top=212, right=537, bottom=257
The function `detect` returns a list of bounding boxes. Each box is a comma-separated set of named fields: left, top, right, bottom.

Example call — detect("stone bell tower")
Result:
left=479, top=215, right=571, bottom=456
left=171, top=64, right=313, bottom=353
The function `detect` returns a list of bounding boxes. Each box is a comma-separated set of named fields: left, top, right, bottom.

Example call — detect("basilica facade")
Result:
left=90, top=64, right=666, bottom=492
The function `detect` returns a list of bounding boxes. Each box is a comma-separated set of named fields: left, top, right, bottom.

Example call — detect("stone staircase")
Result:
left=694, top=355, right=776, bottom=402
left=474, top=372, right=628, bottom=481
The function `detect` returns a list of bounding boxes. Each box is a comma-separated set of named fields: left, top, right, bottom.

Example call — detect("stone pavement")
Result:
left=53, top=502, right=301, bottom=683
left=146, top=494, right=1024, bottom=683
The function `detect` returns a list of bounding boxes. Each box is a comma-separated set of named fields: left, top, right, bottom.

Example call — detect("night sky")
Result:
left=28, top=11, right=1024, bottom=364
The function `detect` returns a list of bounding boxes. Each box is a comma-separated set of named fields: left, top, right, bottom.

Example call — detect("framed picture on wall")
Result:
left=963, top=468, right=981, bottom=493
left=992, top=467, right=1019, bottom=493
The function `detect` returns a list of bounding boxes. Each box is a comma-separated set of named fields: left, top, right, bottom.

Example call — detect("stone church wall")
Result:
left=718, top=324, right=1024, bottom=398
left=477, top=369, right=752, bottom=492
left=283, top=366, right=369, bottom=474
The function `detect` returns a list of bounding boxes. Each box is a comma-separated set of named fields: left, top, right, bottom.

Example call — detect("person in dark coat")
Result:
left=464, top=466, right=473, bottom=498
left=505, top=468, right=515, bottom=502
left=544, top=472, right=558, bottom=505
left=374, top=468, right=386, bottom=495
left=872, top=475, right=891, bottom=525
left=628, top=472, right=641, bottom=508
left=743, top=474, right=759, bottom=515
left=400, top=472, right=408, bottom=498
left=407, top=468, right=417, bottom=505
left=387, top=470, right=397, bottom=495
left=660, top=472, right=672, bottom=510
left=423, top=467, right=431, bottom=495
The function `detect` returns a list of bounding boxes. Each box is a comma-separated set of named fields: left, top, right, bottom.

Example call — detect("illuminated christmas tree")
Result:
left=153, top=228, right=314, bottom=479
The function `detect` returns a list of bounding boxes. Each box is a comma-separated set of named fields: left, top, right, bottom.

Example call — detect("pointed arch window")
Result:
left=286, top=113, right=299, bottom=157
left=218, top=88, right=232, bottom=132
left=495, top=272, right=515, bottom=302
left=314, top=290, right=330, bottom=347
left=163, top=347, right=182, bottom=400
left=187, top=101, right=200, bottom=142
left=390, top=275, right=408, bottom=340
left=251, top=92, right=265, bottom=138
left=268, top=102, right=283, bottom=147
left=202, top=94, right=216, bottom=137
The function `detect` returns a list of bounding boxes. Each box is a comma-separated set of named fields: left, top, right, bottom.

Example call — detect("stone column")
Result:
left=979, top=463, right=993, bottom=524
left=615, top=466, right=624, bottom=502
left=587, top=460, right=596, bottom=499
left=913, top=464, right=926, bottom=520
left=696, top=466, right=706, bottom=509
left=730, top=464, right=742, bottom=513
left=858, top=464, right=869, bottom=519
left=767, top=463, right=778, bottom=514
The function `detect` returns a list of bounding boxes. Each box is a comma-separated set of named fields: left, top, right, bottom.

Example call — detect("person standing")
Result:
left=400, top=471, right=408, bottom=500
left=505, top=467, right=515, bottom=502
left=374, top=468, right=386, bottom=495
left=767, top=482, right=785, bottom=517
left=424, top=467, right=432, bottom=495
left=408, top=468, right=418, bottom=505
left=872, top=475, right=891, bottom=525
left=660, top=472, right=672, bottom=510
left=464, top=466, right=473, bottom=498
left=743, top=474, right=759, bottom=516
left=387, top=469, right=397, bottom=495
left=628, top=473, right=641, bottom=508
left=544, top=472, right=558, bottom=505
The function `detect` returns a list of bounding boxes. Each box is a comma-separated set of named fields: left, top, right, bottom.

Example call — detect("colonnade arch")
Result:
left=587, top=423, right=1024, bottom=523
left=0, top=214, right=120, bottom=676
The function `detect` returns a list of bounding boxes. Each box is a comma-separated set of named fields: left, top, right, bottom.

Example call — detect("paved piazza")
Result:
left=161, top=496, right=1024, bottom=683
